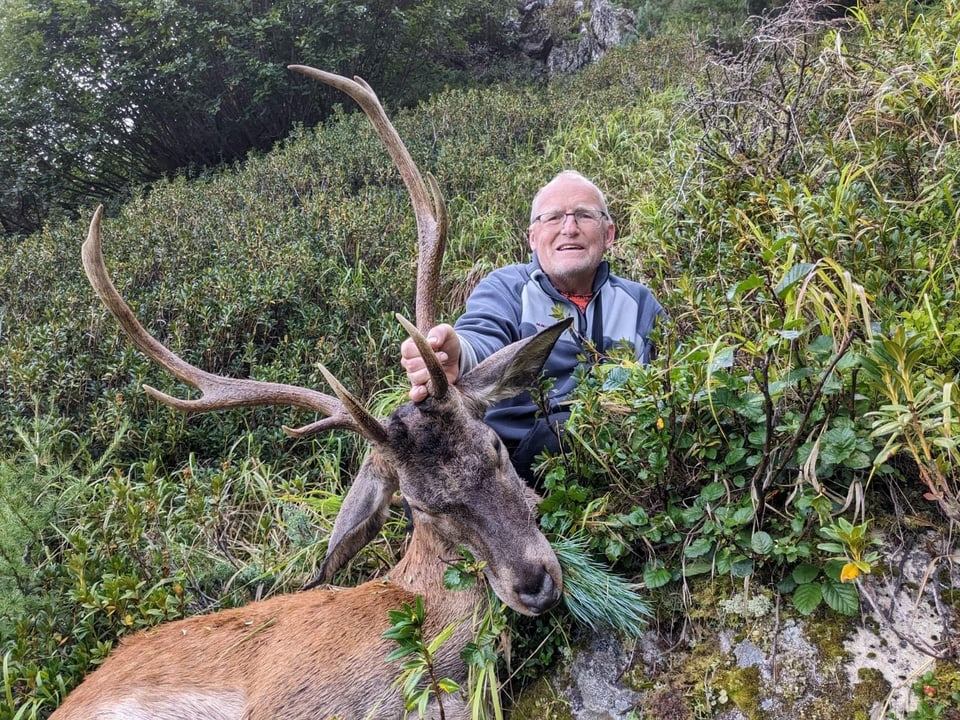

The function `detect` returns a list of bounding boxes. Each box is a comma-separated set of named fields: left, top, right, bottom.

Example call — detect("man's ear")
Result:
left=456, top=318, right=572, bottom=408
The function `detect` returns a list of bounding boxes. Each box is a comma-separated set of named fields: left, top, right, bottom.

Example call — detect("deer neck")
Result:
left=388, top=521, right=481, bottom=612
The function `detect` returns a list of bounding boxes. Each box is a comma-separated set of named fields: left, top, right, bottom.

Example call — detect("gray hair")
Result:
left=529, top=170, right=610, bottom=225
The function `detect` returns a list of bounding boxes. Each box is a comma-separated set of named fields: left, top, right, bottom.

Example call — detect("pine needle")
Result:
left=552, top=535, right=653, bottom=637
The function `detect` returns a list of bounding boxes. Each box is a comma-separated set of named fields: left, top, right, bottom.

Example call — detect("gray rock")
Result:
left=513, top=0, right=636, bottom=74
left=533, top=532, right=957, bottom=719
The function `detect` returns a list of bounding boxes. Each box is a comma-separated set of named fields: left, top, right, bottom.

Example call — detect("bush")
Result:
left=3, top=0, right=959, bottom=714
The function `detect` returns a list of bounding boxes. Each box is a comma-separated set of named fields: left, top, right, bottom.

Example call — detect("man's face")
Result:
left=528, top=176, right=615, bottom=294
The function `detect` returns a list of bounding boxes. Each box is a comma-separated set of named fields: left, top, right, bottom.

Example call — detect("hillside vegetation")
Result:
left=1, top=1, right=958, bottom=717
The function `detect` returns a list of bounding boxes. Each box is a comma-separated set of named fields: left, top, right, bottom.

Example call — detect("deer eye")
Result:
left=492, top=436, right=503, bottom=456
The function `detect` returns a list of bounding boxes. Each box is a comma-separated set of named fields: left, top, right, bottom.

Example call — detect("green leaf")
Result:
left=775, top=262, right=815, bottom=297
left=729, top=506, right=755, bottom=526
left=725, top=446, right=748, bottom=466
left=822, top=580, right=859, bottom=616
left=436, top=678, right=461, bottom=694
left=777, top=576, right=797, bottom=593
left=842, top=450, right=872, bottom=470
left=792, top=563, right=821, bottom=584
left=684, top=537, right=713, bottom=558
left=823, top=559, right=847, bottom=583
left=680, top=505, right=705, bottom=525
left=711, top=346, right=736, bottom=370
left=792, top=582, right=823, bottom=615
left=751, top=530, right=774, bottom=555
left=427, top=621, right=459, bottom=654
left=820, top=426, right=858, bottom=465
left=385, top=645, right=419, bottom=662
left=443, top=565, right=476, bottom=591
left=817, top=542, right=846, bottom=555
left=602, top=365, right=631, bottom=390
left=643, top=567, right=672, bottom=589
left=700, top=481, right=726, bottom=502
left=682, top=561, right=713, bottom=577
left=728, top=274, right=764, bottom=300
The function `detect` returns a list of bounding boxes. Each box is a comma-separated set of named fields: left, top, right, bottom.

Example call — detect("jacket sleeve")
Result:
left=453, top=266, right=526, bottom=375
left=635, top=284, right=665, bottom=364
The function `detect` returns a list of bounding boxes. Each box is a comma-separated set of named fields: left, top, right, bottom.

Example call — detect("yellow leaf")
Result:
left=840, top=563, right=860, bottom=583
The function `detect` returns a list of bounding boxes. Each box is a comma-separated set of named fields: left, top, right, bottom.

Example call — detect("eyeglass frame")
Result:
left=531, top=209, right=610, bottom=227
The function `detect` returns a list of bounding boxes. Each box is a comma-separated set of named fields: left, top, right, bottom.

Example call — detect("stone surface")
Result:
left=514, top=0, right=636, bottom=74
left=540, top=533, right=958, bottom=720
left=841, top=537, right=955, bottom=716
left=560, top=631, right=642, bottom=719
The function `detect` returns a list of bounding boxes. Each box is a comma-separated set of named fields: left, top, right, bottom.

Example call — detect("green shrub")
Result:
left=3, top=1, right=959, bottom=714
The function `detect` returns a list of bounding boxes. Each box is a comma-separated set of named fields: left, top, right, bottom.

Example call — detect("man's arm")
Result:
left=400, top=265, right=527, bottom=401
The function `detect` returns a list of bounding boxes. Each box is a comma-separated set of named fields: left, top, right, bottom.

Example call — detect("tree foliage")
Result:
left=0, top=0, right=523, bottom=236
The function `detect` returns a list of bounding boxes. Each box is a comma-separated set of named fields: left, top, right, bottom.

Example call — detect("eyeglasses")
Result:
left=532, top=209, right=608, bottom=228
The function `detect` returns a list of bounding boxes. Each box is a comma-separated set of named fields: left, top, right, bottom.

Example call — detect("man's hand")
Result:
left=400, top=324, right=461, bottom=401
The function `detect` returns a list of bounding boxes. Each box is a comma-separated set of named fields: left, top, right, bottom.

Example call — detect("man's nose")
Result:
left=560, top=213, right=580, bottom=232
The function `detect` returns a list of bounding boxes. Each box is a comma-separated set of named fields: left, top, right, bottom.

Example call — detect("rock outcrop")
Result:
left=514, top=531, right=959, bottom=719
left=514, top=0, right=636, bottom=74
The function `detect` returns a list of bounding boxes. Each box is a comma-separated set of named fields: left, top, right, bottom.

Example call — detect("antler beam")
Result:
left=288, top=65, right=448, bottom=334
left=82, top=205, right=386, bottom=441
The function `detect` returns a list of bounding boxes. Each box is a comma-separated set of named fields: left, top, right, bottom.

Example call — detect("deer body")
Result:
left=50, top=522, right=479, bottom=720
left=52, top=65, right=571, bottom=719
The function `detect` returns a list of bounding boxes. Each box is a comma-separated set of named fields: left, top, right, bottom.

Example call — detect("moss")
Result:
left=929, top=662, right=960, bottom=697
left=508, top=676, right=574, bottom=720
left=846, top=667, right=892, bottom=719
left=942, top=587, right=960, bottom=611
left=638, top=684, right=693, bottom=720
left=620, top=656, right=650, bottom=692
left=720, top=665, right=763, bottom=719
left=684, top=577, right=736, bottom=624
left=802, top=610, right=854, bottom=667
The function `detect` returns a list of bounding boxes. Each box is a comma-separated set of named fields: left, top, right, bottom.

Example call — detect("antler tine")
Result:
left=82, top=205, right=378, bottom=440
left=394, top=313, right=448, bottom=400
left=288, top=65, right=448, bottom=333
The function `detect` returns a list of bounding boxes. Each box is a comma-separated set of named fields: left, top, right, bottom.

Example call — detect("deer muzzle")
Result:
left=516, top=565, right=563, bottom=615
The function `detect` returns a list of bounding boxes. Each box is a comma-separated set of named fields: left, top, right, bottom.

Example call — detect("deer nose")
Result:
left=517, top=569, right=562, bottom=615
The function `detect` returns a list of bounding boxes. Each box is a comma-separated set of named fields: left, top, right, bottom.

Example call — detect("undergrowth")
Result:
left=2, top=0, right=958, bottom=716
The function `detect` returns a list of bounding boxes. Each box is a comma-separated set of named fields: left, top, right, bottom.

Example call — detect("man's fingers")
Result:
left=402, top=324, right=458, bottom=403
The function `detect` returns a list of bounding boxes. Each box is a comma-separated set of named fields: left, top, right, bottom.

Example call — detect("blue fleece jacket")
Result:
left=455, top=257, right=664, bottom=445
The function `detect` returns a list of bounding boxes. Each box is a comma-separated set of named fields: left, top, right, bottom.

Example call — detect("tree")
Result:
left=0, top=0, right=521, bottom=236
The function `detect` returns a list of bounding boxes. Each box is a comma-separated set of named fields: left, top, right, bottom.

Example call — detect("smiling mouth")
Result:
left=556, top=244, right=585, bottom=252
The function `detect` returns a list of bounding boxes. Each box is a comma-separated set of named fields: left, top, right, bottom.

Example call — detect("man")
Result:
left=401, top=170, right=664, bottom=484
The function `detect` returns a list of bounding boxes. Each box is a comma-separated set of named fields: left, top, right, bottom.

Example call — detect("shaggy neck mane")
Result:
left=388, top=519, right=467, bottom=597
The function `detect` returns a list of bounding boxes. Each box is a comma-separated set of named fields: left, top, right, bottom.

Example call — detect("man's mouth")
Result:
left=556, top=243, right=585, bottom=252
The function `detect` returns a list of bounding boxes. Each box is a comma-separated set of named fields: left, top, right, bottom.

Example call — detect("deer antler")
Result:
left=84, top=67, right=452, bottom=439
left=288, top=66, right=448, bottom=334
left=288, top=66, right=450, bottom=399
left=82, top=205, right=388, bottom=444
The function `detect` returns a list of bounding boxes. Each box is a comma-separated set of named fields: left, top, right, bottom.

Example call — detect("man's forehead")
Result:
left=535, top=177, right=603, bottom=209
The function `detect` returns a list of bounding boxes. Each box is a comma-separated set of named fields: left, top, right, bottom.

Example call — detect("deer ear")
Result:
left=302, top=452, right=399, bottom=589
left=456, top=318, right=572, bottom=407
